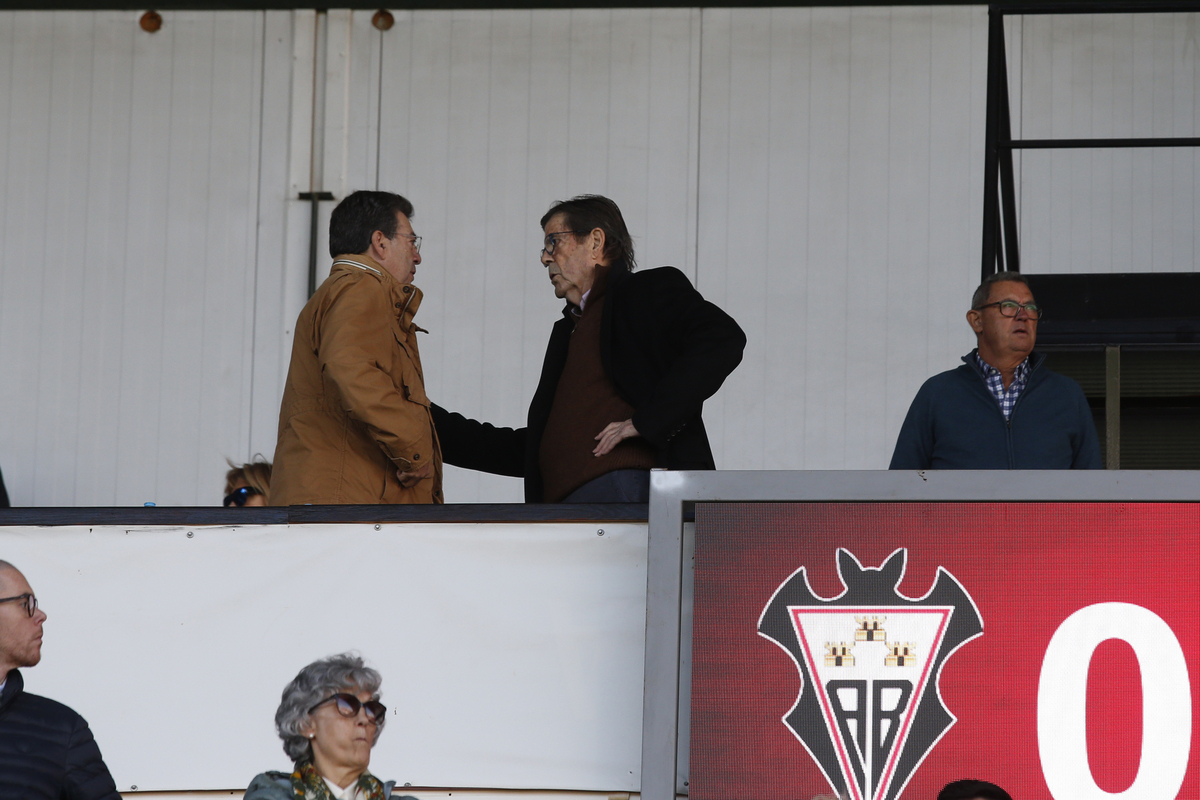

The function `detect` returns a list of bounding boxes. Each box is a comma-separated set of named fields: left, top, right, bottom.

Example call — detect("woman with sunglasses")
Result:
left=224, top=460, right=272, bottom=507
left=244, top=653, right=408, bottom=800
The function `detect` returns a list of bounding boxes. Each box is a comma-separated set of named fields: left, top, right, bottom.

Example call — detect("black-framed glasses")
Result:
left=0, top=593, right=38, bottom=617
left=223, top=486, right=263, bottom=507
left=541, top=230, right=587, bottom=258
left=397, top=233, right=422, bottom=253
left=973, top=300, right=1042, bottom=320
left=308, top=693, right=387, bottom=723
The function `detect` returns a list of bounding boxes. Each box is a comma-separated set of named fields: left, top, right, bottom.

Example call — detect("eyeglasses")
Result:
left=223, top=486, right=263, bottom=507
left=397, top=233, right=422, bottom=254
left=974, top=300, right=1043, bottom=320
left=541, top=230, right=587, bottom=258
left=308, top=693, right=387, bottom=724
left=0, top=593, right=38, bottom=617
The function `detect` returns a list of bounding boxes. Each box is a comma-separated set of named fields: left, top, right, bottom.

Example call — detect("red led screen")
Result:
left=690, top=503, right=1200, bottom=800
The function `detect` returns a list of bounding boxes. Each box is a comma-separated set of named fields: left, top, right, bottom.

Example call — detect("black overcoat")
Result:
left=433, top=264, right=746, bottom=502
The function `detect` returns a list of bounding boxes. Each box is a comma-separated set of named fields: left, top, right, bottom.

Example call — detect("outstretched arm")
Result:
left=431, top=404, right=526, bottom=477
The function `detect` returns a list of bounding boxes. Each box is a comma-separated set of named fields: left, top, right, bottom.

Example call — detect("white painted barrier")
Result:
left=0, top=522, right=648, bottom=794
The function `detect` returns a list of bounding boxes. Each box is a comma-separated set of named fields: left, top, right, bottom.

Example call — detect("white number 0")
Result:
left=1038, top=603, right=1191, bottom=800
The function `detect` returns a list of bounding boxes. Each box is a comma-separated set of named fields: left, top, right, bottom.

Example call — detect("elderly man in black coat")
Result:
left=433, top=195, right=745, bottom=503
left=0, top=561, right=120, bottom=799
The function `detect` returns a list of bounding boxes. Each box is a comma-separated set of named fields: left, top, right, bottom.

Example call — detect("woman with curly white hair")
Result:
left=244, top=653, right=409, bottom=800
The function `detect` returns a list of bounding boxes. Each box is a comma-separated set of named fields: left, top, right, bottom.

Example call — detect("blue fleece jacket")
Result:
left=889, top=350, right=1102, bottom=470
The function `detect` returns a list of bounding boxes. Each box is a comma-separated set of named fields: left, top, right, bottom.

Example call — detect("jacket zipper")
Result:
left=970, top=355, right=1043, bottom=468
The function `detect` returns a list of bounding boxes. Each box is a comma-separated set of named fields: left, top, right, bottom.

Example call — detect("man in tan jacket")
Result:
left=270, top=191, right=442, bottom=505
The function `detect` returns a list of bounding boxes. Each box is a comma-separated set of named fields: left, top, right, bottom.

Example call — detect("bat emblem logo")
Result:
left=759, top=549, right=983, bottom=800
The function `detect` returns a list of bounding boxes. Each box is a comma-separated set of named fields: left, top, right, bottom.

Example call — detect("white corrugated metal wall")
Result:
left=0, top=11, right=279, bottom=507
left=0, top=7, right=1195, bottom=506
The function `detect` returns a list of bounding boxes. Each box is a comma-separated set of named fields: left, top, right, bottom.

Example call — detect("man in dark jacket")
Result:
left=889, top=271, right=1101, bottom=470
left=0, top=561, right=120, bottom=799
left=433, top=195, right=746, bottom=502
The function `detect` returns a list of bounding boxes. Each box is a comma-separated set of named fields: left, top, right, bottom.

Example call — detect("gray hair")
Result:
left=971, top=271, right=1031, bottom=310
left=274, top=652, right=385, bottom=762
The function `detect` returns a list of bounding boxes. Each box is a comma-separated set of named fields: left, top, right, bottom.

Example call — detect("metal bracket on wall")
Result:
left=1105, top=346, right=1121, bottom=469
left=299, top=191, right=335, bottom=296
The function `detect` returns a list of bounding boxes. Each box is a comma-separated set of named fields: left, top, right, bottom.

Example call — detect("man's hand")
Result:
left=396, top=461, right=433, bottom=488
left=593, top=419, right=640, bottom=456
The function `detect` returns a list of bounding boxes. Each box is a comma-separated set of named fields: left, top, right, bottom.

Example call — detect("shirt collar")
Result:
left=973, top=350, right=1031, bottom=379
left=575, top=264, right=612, bottom=314
left=323, top=776, right=357, bottom=799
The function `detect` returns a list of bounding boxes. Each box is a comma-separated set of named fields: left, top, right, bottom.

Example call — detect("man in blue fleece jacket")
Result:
left=890, top=271, right=1102, bottom=470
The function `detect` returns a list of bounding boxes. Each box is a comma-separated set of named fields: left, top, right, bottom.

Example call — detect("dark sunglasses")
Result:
left=223, top=486, right=263, bottom=507
left=308, top=693, right=387, bottom=723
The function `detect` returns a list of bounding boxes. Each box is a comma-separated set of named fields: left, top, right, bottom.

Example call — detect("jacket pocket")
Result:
left=400, top=366, right=430, bottom=406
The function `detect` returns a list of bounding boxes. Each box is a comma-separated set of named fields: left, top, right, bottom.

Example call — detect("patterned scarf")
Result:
left=291, top=760, right=387, bottom=800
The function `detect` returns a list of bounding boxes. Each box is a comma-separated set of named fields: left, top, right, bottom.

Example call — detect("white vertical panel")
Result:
left=0, top=11, right=292, bottom=507
left=147, top=12, right=263, bottom=504
left=200, top=13, right=268, bottom=492
left=1017, top=12, right=1198, bottom=273
left=76, top=14, right=137, bottom=505
left=885, top=6, right=963, bottom=461
left=375, top=9, right=700, bottom=502
left=278, top=9, right=318, bottom=403
left=0, top=12, right=55, bottom=505
left=39, top=13, right=96, bottom=502
left=844, top=6, right=892, bottom=465
left=249, top=10, right=304, bottom=463
left=928, top=6, right=989, bottom=374
left=323, top=9, right=382, bottom=197
left=801, top=7, right=853, bottom=469
left=695, top=6, right=764, bottom=467
left=699, top=6, right=989, bottom=471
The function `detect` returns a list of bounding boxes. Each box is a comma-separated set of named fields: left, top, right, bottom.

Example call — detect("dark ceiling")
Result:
left=0, top=0, right=992, bottom=9
left=1, top=1, right=1194, bottom=13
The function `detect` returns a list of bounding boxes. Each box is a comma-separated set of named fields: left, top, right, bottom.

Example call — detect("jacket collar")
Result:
left=331, top=253, right=387, bottom=277
left=332, top=253, right=424, bottom=326
left=560, top=261, right=630, bottom=320
left=0, top=668, right=23, bottom=714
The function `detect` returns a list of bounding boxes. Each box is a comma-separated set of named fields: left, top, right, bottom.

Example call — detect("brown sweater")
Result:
left=538, top=266, right=658, bottom=502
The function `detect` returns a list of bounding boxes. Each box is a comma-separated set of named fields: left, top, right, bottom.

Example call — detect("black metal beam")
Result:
left=995, top=15, right=1020, bottom=273
left=993, top=1, right=1200, bottom=14
left=980, top=9, right=1005, bottom=281
left=1003, top=137, right=1200, bottom=149
left=299, top=191, right=335, bottom=297
left=0, top=502, right=650, bottom=526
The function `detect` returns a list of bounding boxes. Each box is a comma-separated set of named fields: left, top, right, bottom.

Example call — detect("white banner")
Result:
left=0, top=521, right=648, bottom=793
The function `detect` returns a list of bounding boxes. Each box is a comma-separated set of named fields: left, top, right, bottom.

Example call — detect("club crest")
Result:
left=758, top=549, right=983, bottom=800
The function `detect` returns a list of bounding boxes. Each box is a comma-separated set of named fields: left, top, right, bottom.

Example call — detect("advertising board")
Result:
left=690, top=502, right=1198, bottom=800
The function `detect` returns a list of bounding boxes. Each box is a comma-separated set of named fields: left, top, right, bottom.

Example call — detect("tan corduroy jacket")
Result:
left=270, top=254, right=443, bottom=505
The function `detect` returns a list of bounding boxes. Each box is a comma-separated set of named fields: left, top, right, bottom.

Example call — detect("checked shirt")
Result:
left=974, top=351, right=1031, bottom=421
